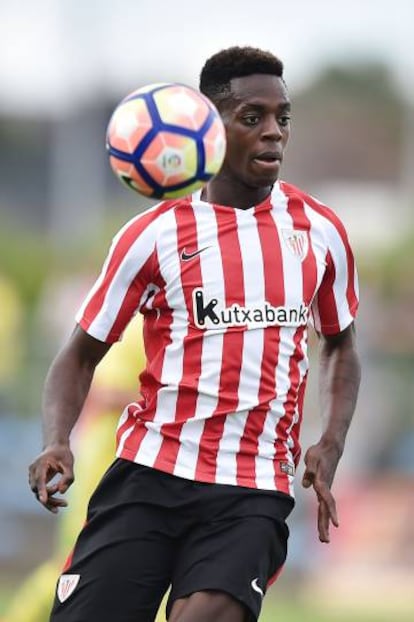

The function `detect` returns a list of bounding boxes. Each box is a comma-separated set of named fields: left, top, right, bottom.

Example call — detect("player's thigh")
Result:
left=50, top=505, right=177, bottom=622
left=168, top=514, right=289, bottom=621
left=169, top=590, right=248, bottom=622
left=49, top=462, right=181, bottom=622
left=51, top=528, right=174, bottom=621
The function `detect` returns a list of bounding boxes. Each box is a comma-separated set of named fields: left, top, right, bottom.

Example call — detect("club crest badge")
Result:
left=57, top=574, right=80, bottom=603
left=282, top=229, right=309, bottom=261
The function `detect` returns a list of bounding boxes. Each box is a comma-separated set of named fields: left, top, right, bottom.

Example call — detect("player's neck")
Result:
left=202, top=176, right=273, bottom=210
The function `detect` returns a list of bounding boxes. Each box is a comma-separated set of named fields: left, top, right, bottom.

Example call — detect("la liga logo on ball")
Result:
left=106, top=83, right=226, bottom=200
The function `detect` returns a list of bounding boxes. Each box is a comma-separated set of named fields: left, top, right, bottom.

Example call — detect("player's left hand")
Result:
left=301, top=441, right=341, bottom=543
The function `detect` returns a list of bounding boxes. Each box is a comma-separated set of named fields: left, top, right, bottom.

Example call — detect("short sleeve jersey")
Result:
left=76, top=181, right=359, bottom=496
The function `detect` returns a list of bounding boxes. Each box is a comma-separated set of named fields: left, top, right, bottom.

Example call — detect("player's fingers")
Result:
left=318, top=501, right=331, bottom=543
left=44, top=495, right=68, bottom=514
left=40, top=480, right=69, bottom=514
left=314, top=480, right=339, bottom=526
left=46, top=482, right=60, bottom=496
left=302, top=459, right=318, bottom=488
left=30, top=462, right=53, bottom=505
left=28, top=461, right=43, bottom=496
left=57, top=462, right=74, bottom=494
left=322, top=487, right=339, bottom=527
left=301, top=468, right=314, bottom=488
left=302, top=452, right=318, bottom=488
left=315, top=484, right=339, bottom=545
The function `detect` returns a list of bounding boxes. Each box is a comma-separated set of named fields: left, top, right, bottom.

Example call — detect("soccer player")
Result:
left=29, top=46, right=361, bottom=622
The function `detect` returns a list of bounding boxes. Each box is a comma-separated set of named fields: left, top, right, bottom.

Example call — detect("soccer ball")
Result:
left=106, top=83, right=226, bottom=200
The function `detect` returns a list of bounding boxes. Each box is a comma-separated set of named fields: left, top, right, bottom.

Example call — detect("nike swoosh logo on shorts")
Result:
left=180, top=246, right=209, bottom=261
left=251, top=577, right=264, bottom=598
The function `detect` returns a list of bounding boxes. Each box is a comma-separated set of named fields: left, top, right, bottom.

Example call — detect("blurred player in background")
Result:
left=6, top=315, right=142, bottom=622
left=29, top=46, right=361, bottom=622
left=0, top=273, right=24, bottom=405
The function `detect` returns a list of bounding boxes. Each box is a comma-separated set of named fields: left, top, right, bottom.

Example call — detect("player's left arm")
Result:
left=302, top=322, right=361, bottom=543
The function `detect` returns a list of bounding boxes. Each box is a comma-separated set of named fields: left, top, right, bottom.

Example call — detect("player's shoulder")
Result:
left=279, top=180, right=332, bottom=215
left=115, top=197, right=191, bottom=237
left=140, top=196, right=190, bottom=220
left=279, top=180, right=347, bottom=233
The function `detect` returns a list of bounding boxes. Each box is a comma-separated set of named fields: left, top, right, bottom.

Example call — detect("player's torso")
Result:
left=137, top=190, right=330, bottom=423
left=149, top=195, right=327, bottom=331
left=118, top=187, right=331, bottom=491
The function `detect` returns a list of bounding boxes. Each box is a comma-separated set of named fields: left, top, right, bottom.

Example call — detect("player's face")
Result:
left=220, top=74, right=291, bottom=188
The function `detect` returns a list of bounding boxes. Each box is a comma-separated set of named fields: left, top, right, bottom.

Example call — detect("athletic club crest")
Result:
left=282, top=229, right=309, bottom=260
left=57, top=574, right=80, bottom=603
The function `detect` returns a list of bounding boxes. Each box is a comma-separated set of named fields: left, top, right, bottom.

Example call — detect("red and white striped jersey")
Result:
left=76, top=181, right=359, bottom=496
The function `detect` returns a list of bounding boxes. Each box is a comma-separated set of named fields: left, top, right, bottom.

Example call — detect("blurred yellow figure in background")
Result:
left=4, top=314, right=159, bottom=621
left=0, top=274, right=24, bottom=401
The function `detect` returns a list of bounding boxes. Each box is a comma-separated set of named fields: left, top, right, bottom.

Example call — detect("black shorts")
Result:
left=50, top=458, right=294, bottom=622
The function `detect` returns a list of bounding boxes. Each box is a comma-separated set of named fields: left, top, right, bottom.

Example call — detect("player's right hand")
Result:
left=28, top=444, right=74, bottom=514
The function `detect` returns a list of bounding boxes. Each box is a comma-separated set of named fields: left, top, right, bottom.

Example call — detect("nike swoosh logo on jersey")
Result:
left=251, top=577, right=264, bottom=598
left=181, top=246, right=209, bottom=261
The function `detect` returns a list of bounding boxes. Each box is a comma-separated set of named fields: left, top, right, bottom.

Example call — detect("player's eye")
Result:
left=242, top=114, right=260, bottom=126
left=278, top=115, right=291, bottom=127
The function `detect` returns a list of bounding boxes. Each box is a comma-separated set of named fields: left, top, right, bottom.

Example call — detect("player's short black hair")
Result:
left=199, top=46, right=284, bottom=106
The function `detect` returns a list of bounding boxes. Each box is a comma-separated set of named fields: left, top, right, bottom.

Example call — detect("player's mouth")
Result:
left=251, top=151, right=282, bottom=171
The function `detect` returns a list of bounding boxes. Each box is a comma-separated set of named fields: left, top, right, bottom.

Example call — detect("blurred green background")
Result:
left=1, top=1, right=413, bottom=620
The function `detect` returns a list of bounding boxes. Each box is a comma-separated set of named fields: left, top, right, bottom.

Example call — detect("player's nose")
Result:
left=261, top=115, right=283, bottom=140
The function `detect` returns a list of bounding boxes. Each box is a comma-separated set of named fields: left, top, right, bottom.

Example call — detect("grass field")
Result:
left=260, top=599, right=414, bottom=622
left=2, top=594, right=413, bottom=622
left=2, top=580, right=413, bottom=622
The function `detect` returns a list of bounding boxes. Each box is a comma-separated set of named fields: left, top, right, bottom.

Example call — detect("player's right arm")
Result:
left=28, top=326, right=111, bottom=513
left=29, top=204, right=169, bottom=513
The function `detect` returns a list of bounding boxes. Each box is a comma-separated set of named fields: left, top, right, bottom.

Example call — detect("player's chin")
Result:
left=250, top=170, right=280, bottom=188
left=249, top=160, right=281, bottom=187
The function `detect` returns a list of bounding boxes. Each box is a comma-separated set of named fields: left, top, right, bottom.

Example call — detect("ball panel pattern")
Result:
left=106, top=82, right=226, bottom=199
left=141, top=131, right=198, bottom=186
